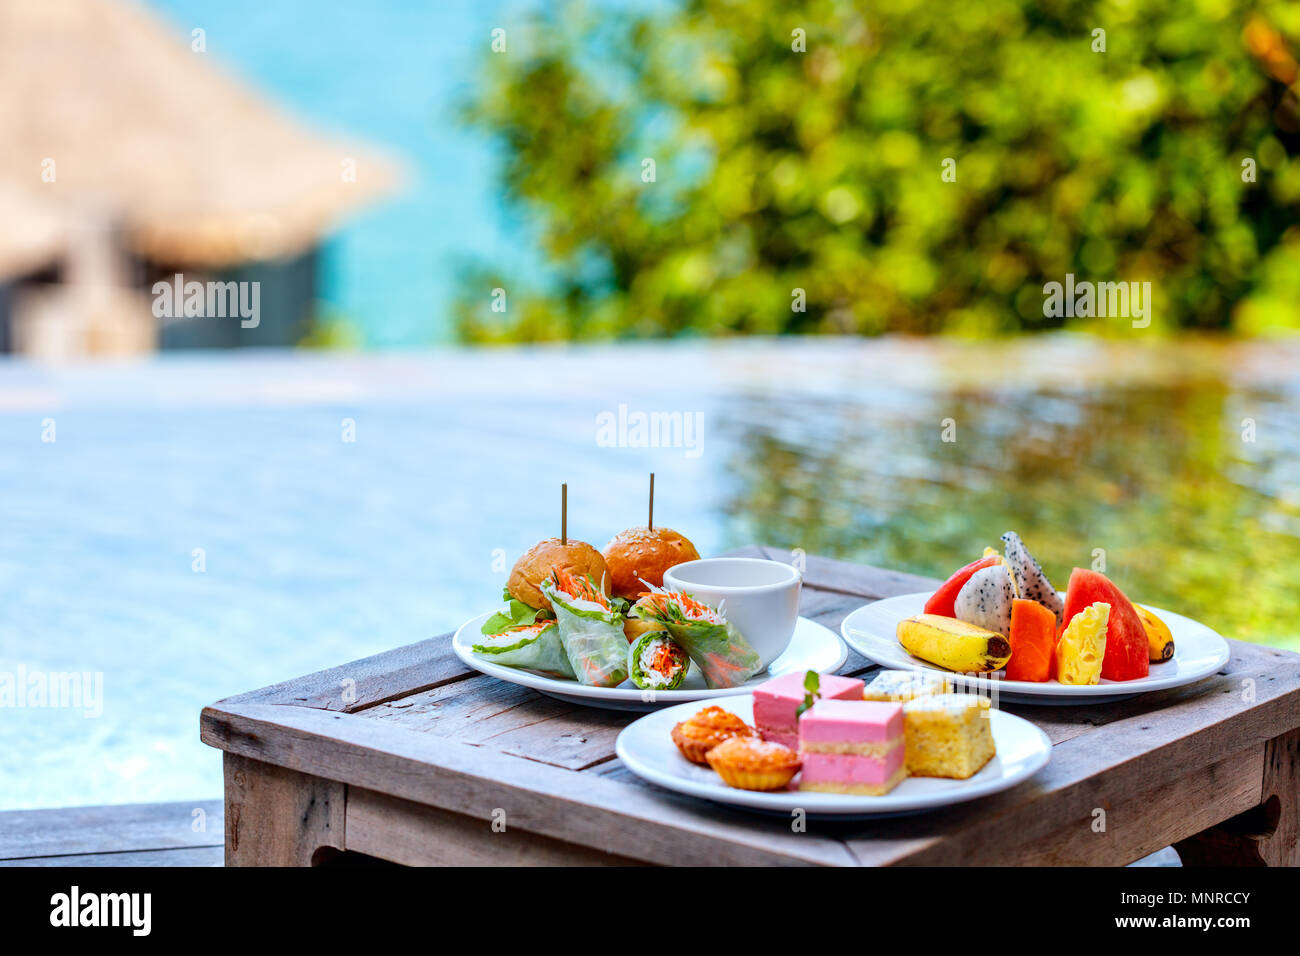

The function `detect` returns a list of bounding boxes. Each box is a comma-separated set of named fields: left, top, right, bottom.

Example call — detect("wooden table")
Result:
left=201, top=548, right=1300, bottom=866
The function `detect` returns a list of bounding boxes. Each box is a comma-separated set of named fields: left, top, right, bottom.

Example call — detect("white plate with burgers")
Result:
left=453, top=523, right=846, bottom=711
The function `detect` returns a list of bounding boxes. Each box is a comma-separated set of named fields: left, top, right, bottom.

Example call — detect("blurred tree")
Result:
left=455, top=0, right=1300, bottom=341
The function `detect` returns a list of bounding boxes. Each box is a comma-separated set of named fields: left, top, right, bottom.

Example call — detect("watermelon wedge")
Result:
left=924, top=555, right=1000, bottom=618
left=1060, top=568, right=1149, bottom=682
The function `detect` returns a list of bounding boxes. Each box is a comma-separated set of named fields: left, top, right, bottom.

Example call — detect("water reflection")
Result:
left=722, top=352, right=1300, bottom=650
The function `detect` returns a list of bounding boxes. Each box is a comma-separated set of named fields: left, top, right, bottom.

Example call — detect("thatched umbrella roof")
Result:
left=0, top=0, right=398, bottom=269
left=0, top=186, right=65, bottom=281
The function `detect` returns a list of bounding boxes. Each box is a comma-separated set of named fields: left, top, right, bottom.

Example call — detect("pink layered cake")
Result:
left=752, top=672, right=865, bottom=750
left=798, top=699, right=907, bottom=796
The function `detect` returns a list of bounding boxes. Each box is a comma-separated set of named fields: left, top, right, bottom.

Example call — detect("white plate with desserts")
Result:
left=841, top=594, right=1231, bottom=706
left=615, top=691, right=1052, bottom=817
left=454, top=612, right=847, bottom=711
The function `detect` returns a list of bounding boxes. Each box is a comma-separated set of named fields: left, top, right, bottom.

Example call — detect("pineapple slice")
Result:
left=1056, top=601, right=1110, bottom=685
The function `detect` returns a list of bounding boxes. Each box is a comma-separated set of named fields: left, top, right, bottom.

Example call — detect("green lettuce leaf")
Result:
left=472, top=621, right=574, bottom=679
left=481, top=591, right=552, bottom=635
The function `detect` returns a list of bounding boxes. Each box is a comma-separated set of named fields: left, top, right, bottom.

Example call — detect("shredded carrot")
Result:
left=648, top=640, right=682, bottom=675
left=637, top=590, right=716, bottom=621
left=551, top=567, right=611, bottom=609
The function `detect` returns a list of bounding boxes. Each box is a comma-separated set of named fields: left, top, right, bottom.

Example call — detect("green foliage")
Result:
left=455, top=0, right=1300, bottom=341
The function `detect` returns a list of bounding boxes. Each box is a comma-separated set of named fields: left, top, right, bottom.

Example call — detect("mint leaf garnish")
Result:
left=795, top=670, right=821, bottom=717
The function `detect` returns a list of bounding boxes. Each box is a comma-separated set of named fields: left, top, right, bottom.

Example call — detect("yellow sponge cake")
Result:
left=902, top=693, right=996, bottom=779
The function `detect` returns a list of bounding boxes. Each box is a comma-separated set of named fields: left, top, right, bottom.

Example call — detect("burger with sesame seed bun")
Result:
left=602, top=526, right=700, bottom=602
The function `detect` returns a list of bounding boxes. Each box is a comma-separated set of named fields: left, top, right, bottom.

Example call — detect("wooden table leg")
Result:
left=1175, top=726, right=1300, bottom=866
left=223, top=753, right=345, bottom=866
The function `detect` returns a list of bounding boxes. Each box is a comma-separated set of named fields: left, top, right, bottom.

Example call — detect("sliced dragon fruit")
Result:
left=1000, top=531, right=1064, bottom=627
left=954, top=563, right=1017, bottom=636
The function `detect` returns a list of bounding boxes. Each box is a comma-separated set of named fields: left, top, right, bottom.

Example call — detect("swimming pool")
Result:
left=2, top=336, right=1297, bottom=810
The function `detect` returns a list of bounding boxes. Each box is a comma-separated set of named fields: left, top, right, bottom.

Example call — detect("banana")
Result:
left=896, top=614, right=1012, bottom=673
left=1135, top=605, right=1174, bottom=663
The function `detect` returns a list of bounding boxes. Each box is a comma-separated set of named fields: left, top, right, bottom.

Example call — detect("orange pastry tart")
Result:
left=705, top=737, right=802, bottom=791
left=670, top=705, right=755, bottom=765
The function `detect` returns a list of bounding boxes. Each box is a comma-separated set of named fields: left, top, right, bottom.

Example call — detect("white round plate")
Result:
left=615, top=695, right=1051, bottom=817
left=841, top=593, right=1231, bottom=705
left=452, top=613, right=847, bottom=711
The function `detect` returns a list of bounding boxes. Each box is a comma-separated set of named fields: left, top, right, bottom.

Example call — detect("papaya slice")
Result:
left=1005, top=598, right=1056, bottom=682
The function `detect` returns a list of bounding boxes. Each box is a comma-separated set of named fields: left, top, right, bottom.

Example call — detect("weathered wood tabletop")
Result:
left=201, top=547, right=1300, bottom=866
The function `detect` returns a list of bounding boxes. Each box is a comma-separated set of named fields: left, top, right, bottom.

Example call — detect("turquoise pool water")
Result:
left=0, top=346, right=729, bottom=808
left=2, top=337, right=1297, bottom=809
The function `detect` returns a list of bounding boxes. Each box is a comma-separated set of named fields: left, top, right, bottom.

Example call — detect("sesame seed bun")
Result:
left=602, top=527, right=700, bottom=601
left=507, top=537, right=609, bottom=611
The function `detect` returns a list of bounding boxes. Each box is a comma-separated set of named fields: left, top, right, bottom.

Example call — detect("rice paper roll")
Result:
left=631, top=590, right=762, bottom=689
left=472, top=621, right=574, bottom=679
left=627, top=630, right=690, bottom=691
left=541, top=572, right=629, bottom=687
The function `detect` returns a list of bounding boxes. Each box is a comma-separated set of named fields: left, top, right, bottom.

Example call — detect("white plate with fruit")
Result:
left=841, top=533, right=1231, bottom=705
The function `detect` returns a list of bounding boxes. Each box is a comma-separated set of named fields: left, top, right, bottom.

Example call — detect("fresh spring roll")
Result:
left=631, top=590, right=762, bottom=689
left=627, top=630, right=690, bottom=691
left=540, top=569, right=629, bottom=687
left=472, top=620, right=574, bottom=679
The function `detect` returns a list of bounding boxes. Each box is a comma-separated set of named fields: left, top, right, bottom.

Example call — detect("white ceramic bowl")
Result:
left=662, top=557, right=802, bottom=669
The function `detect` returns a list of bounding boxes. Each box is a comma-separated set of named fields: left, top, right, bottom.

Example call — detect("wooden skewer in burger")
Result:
left=603, top=473, right=700, bottom=604
left=479, top=478, right=758, bottom=690
left=506, top=483, right=611, bottom=611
